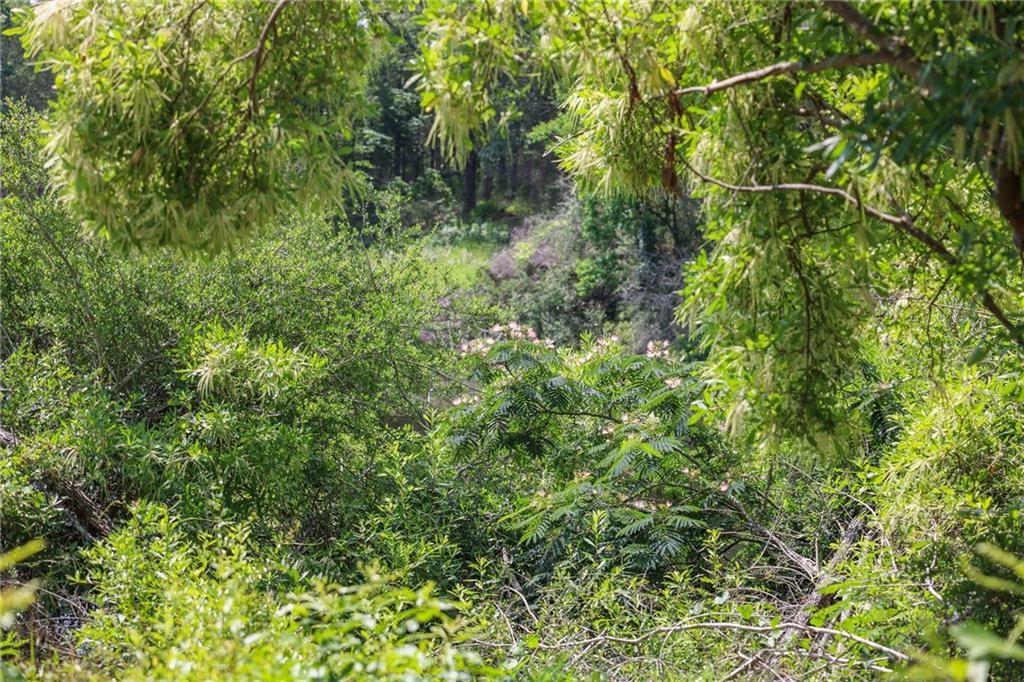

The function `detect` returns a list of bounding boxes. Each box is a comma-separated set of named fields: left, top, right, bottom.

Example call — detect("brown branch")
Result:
left=824, top=1, right=922, bottom=80
left=172, top=0, right=290, bottom=134
left=680, top=160, right=1024, bottom=346
left=0, top=427, right=18, bottom=449
left=112, top=337, right=178, bottom=393
left=40, top=468, right=112, bottom=540
left=247, top=0, right=291, bottom=116
left=674, top=50, right=901, bottom=98
left=23, top=205, right=115, bottom=379
left=773, top=516, right=866, bottom=657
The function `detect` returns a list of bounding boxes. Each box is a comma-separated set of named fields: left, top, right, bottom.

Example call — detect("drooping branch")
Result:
left=656, top=2, right=1022, bottom=261
left=172, top=0, right=290, bottom=133
left=666, top=2, right=1024, bottom=261
left=680, top=159, right=1024, bottom=347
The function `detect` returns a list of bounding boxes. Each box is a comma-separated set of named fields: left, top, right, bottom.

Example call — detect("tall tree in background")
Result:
left=1, top=1, right=52, bottom=110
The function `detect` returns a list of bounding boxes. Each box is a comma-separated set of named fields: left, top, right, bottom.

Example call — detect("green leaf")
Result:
left=952, top=623, right=1024, bottom=660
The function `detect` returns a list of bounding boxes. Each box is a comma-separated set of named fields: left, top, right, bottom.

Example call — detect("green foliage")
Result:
left=572, top=255, right=619, bottom=300
left=75, top=503, right=501, bottom=681
left=871, top=367, right=1024, bottom=634
left=417, top=0, right=1024, bottom=448
left=8, top=5, right=1024, bottom=681
left=183, top=324, right=323, bottom=404
left=433, top=218, right=509, bottom=247
left=0, top=542, right=43, bottom=681
left=444, top=331, right=736, bottom=575
left=403, top=169, right=459, bottom=227
left=11, top=0, right=375, bottom=249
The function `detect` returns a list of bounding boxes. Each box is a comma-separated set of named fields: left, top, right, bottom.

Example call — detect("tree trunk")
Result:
left=462, top=149, right=478, bottom=219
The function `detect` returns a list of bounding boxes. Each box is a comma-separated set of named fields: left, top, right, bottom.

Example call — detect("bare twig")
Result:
left=772, top=516, right=866, bottom=659
left=113, top=337, right=178, bottom=392
left=474, top=619, right=909, bottom=662
left=725, top=494, right=820, bottom=580
left=721, top=649, right=766, bottom=681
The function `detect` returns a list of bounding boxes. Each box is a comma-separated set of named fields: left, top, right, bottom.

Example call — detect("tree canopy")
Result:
left=13, top=0, right=375, bottom=249
left=14, top=2, right=1024, bottom=437
left=5, top=2, right=1024, bottom=680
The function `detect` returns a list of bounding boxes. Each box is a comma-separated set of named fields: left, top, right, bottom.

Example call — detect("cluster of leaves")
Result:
left=441, top=331, right=739, bottom=576
left=72, top=503, right=502, bottom=681
left=10, top=0, right=375, bottom=249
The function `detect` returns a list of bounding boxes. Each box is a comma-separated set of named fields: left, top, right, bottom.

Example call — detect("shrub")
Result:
left=442, top=330, right=738, bottom=577
left=75, top=503, right=506, bottom=681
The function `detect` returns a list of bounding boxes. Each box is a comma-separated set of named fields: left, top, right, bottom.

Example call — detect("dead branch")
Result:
left=772, top=516, right=866, bottom=659
left=473, top=618, right=909, bottom=662
left=725, top=494, right=821, bottom=580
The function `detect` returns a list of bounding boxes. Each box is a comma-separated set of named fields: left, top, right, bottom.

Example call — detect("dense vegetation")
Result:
left=3, top=1, right=1024, bottom=680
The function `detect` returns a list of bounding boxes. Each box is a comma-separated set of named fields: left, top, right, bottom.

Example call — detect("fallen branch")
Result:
left=725, top=494, right=821, bottom=581
left=473, top=618, right=909, bottom=662
left=39, top=467, right=112, bottom=541
left=772, top=516, right=866, bottom=659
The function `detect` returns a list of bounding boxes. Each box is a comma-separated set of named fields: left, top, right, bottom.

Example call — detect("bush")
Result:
left=74, top=503, right=506, bottom=681
left=479, top=195, right=696, bottom=348
left=442, top=330, right=738, bottom=577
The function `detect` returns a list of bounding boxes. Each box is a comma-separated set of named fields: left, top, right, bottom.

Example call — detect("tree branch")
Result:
left=247, top=0, right=291, bottom=116
left=726, top=494, right=821, bottom=580
left=112, top=337, right=178, bottom=393
left=772, top=516, right=866, bottom=657
left=679, top=160, right=1024, bottom=346
left=172, top=0, right=290, bottom=134
left=824, top=1, right=921, bottom=80
left=674, top=51, right=903, bottom=98
left=475, top=618, right=909, bottom=662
